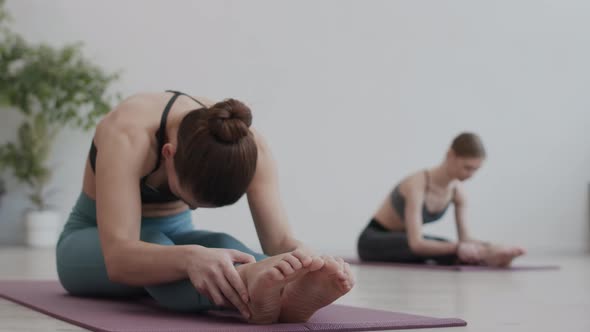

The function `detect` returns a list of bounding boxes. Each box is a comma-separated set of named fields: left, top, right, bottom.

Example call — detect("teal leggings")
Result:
left=56, top=192, right=266, bottom=312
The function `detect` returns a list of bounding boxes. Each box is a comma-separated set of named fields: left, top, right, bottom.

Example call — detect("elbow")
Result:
left=104, top=253, right=128, bottom=284
left=104, top=259, right=124, bottom=283
left=102, top=240, right=140, bottom=285
left=408, top=239, right=423, bottom=255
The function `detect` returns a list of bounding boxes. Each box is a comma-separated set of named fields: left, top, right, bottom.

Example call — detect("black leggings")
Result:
left=357, top=219, right=458, bottom=265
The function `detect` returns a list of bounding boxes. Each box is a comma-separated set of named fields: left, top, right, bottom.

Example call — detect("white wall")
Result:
left=1, top=0, right=588, bottom=255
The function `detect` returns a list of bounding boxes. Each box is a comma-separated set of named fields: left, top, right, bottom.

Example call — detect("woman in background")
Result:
left=357, top=132, right=525, bottom=266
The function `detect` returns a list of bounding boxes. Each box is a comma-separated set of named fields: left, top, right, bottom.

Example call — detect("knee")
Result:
left=141, top=230, right=173, bottom=245
left=201, top=232, right=242, bottom=248
left=57, top=264, right=85, bottom=295
left=200, top=232, right=266, bottom=261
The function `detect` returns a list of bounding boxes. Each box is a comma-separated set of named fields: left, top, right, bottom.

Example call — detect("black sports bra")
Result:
left=88, top=90, right=207, bottom=204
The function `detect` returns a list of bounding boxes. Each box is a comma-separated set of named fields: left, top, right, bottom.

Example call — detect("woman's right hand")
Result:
left=457, top=242, right=482, bottom=264
left=186, top=246, right=256, bottom=319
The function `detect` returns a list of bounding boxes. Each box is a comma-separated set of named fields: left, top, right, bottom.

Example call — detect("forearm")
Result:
left=263, top=235, right=310, bottom=256
left=411, top=239, right=459, bottom=256
left=105, top=241, right=194, bottom=286
left=456, top=226, right=468, bottom=242
left=461, top=237, right=490, bottom=246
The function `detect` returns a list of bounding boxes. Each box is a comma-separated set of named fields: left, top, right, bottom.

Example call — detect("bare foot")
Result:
left=484, top=245, right=526, bottom=267
left=236, top=250, right=312, bottom=324
left=279, top=256, right=355, bottom=323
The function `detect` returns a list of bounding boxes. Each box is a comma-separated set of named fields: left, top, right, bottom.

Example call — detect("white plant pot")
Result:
left=24, top=210, right=61, bottom=248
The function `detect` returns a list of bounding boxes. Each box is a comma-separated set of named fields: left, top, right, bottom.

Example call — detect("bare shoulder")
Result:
left=94, top=118, right=153, bottom=176
left=97, top=92, right=154, bottom=122
left=246, top=128, right=275, bottom=190
left=250, top=128, right=269, bottom=151
left=250, top=128, right=273, bottom=170
left=94, top=93, right=159, bottom=150
left=453, top=181, right=466, bottom=204
left=195, top=96, right=216, bottom=108
left=399, top=170, right=427, bottom=197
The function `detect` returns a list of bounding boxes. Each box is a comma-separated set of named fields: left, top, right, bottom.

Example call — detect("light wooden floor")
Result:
left=0, top=247, right=589, bottom=332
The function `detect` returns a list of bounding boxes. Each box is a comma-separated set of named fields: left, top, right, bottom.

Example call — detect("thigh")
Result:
left=423, top=234, right=450, bottom=242
left=56, top=227, right=145, bottom=297
left=57, top=221, right=224, bottom=312
left=421, top=234, right=458, bottom=265
left=357, top=227, right=421, bottom=263
left=169, top=230, right=267, bottom=262
left=56, top=226, right=182, bottom=296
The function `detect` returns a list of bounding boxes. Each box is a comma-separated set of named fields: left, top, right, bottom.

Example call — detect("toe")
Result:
left=309, top=256, right=325, bottom=271
left=292, top=249, right=313, bottom=267
left=269, top=267, right=286, bottom=281
left=276, top=260, right=295, bottom=275
left=283, top=254, right=304, bottom=271
left=323, top=256, right=340, bottom=272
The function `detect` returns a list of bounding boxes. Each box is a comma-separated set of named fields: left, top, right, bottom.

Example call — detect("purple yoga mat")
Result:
left=0, top=280, right=466, bottom=332
left=344, top=258, right=559, bottom=271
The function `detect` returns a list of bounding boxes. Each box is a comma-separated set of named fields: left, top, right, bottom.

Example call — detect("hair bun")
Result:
left=208, top=99, right=252, bottom=143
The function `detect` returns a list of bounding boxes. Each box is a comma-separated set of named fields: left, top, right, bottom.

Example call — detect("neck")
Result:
left=165, top=107, right=192, bottom=145
left=430, top=163, right=455, bottom=188
left=156, top=108, right=192, bottom=189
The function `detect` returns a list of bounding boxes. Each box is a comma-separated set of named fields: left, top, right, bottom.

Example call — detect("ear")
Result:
left=162, top=143, right=177, bottom=160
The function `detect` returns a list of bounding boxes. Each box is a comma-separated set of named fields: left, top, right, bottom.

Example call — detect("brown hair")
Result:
left=450, top=132, right=486, bottom=158
left=174, top=99, right=258, bottom=206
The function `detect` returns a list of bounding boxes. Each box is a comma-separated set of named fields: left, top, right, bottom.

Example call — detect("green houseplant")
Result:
left=0, top=1, right=120, bottom=246
left=0, top=178, right=4, bottom=204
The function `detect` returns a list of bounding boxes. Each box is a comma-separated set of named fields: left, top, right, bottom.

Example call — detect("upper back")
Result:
left=83, top=92, right=212, bottom=205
